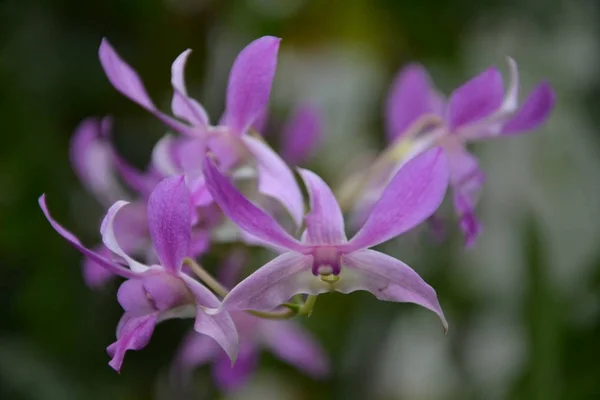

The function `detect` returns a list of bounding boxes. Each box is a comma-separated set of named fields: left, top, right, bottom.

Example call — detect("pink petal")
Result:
left=346, top=148, right=449, bottom=252
left=107, top=313, right=158, bottom=372
left=446, top=67, right=504, bottom=130
left=242, top=135, right=304, bottom=227
left=39, top=195, right=137, bottom=279
left=502, top=81, right=555, bottom=135
left=203, top=157, right=304, bottom=252
left=171, top=331, right=219, bottom=387
left=385, top=64, right=440, bottom=141
left=171, top=49, right=210, bottom=127
left=220, top=252, right=319, bottom=312
left=297, top=168, right=346, bottom=245
left=224, top=36, right=281, bottom=135
left=260, top=321, right=330, bottom=378
left=213, top=345, right=259, bottom=392
left=82, top=245, right=117, bottom=288
left=147, top=176, right=191, bottom=272
left=341, top=249, right=447, bottom=332
left=114, top=153, right=160, bottom=198
left=280, top=104, right=322, bottom=165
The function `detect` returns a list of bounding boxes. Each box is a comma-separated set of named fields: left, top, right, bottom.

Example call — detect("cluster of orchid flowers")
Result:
left=39, top=35, right=554, bottom=390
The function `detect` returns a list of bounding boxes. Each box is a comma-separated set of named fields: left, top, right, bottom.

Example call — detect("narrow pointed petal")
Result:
left=107, top=313, right=158, bottom=372
left=502, top=82, right=555, bottom=135
left=100, top=201, right=149, bottom=274
left=114, top=154, right=159, bottom=198
left=224, top=36, right=280, bottom=135
left=385, top=64, right=439, bottom=141
left=83, top=245, right=117, bottom=288
left=39, top=195, right=137, bottom=279
left=181, top=275, right=239, bottom=362
left=99, top=39, right=195, bottom=136
left=242, top=135, right=304, bottom=227
left=171, top=49, right=210, bottom=127
left=220, top=252, right=322, bottom=312
left=446, top=67, right=504, bottom=130
left=261, top=321, right=330, bottom=378
left=341, top=249, right=447, bottom=332
left=280, top=105, right=322, bottom=165
left=297, top=168, right=346, bottom=245
left=346, top=148, right=449, bottom=251
left=213, top=345, right=259, bottom=392
left=147, top=176, right=191, bottom=272
left=203, top=157, right=304, bottom=252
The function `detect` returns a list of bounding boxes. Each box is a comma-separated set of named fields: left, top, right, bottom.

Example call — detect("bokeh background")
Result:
left=2, top=0, right=600, bottom=399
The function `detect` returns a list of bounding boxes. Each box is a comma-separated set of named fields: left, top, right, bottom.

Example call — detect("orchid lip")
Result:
left=310, top=246, right=342, bottom=276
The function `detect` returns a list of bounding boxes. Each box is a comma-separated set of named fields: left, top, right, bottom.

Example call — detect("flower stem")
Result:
left=183, top=257, right=229, bottom=298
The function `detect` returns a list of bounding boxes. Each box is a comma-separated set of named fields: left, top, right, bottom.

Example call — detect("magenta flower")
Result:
left=39, top=176, right=238, bottom=371
left=99, top=36, right=304, bottom=226
left=203, top=148, right=450, bottom=330
left=382, top=59, right=555, bottom=246
left=279, top=104, right=322, bottom=166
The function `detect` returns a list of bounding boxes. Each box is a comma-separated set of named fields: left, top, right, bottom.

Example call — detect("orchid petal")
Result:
left=203, top=157, right=304, bottom=252
left=181, top=275, right=239, bottom=362
left=39, top=195, right=137, bottom=279
left=82, top=245, right=117, bottom=288
left=152, top=135, right=181, bottom=176
left=260, top=321, right=330, bottom=378
left=213, top=345, right=259, bottom=392
left=100, top=201, right=149, bottom=274
left=385, top=64, right=439, bottom=141
left=171, top=49, right=210, bottom=127
left=280, top=104, right=322, bottom=165
left=241, top=135, right=304, bottom=227
left=297, top=168, right=346, bottom=245
left=147, top=176, right=191, bottom=272
left=113, top=154, right=160, bottom=198
left=220, top=252, right=322, bottom=312
left=346, top=148, right=449, bottom=251
left=99, top=38, right=195, bottom=136
left=446, top=67, right=504, bottom=130
left=502, top=81, right=555, bottom=135
left=107, top=313, right=158, bottom=372
left=174, top=331, right=219, bottom=371
left=341, top=249, right=447, bottom=332
left=224, top=36, right=280, bottom=135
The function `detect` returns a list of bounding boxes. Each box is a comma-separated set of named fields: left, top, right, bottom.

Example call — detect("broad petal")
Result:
left=99, top=39, right=195, bottom=136
left=385, top=64, right=439, bottom=141
left=242, top=135, right=304, bottom=227
left=220, top=252, right=323, bottom=312
left=171, top=49, right=210, bottom=127
left=341, top=249, right=447, bottom=332
left=203, top=157, right=304, bottom=252
left=213, top=345, right=259, bottom=392
left=39, top=195, right=137, bottom=279
left=502, top=81, right=555, bottom=135
left=346, top=148, right=449, bottom=251
left=100, top=201, right=149, bottom=274
left=224, top=36, right=281, bottom=135
left=297, top=168, right=346, bottom=245
left=446, top=67, right=504, bottom=130
left=260, top=321, right=330, bottom=378
left=182, top=275, right=239, bottom=362
left=107, top=313, right=158, bottom=372
left=280, top=104, right=322, bottom=165
left=83, top=245, right=117, bottom=288
left=70, top=117, right=127, bottom=206
left=147, top=176, right=191, bottom=272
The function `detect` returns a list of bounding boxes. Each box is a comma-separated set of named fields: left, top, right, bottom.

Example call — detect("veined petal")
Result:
left=385, top=64, right=439, bottom=141
left=147, top=176, right=191, bottom=273
left=213, top=345, right=259, bottom=392
left=99, top=38, right=195, bottom=136
left=39, top=195, right=137, bottom=279
left=341, top=249, right=447, bottom=332
left=100, top=201, right=149, bottom=274
left=242, top=135, right=304, bottom=227
left=224, top=36, right=281, bottom=135
left=171, top=49, right=210, bottom=127
left=297, top=168, right=346, bottom=245
left=346, top=148, right=449, bottom=251
left=203, top=157, right=304, bottom=252
left=181, top=275, right=239, bottom=362
left=446, top=67, right=504, bottom=130
left=260, top=321, right=330, bottom=378
left=220, top=252, right=322, bottom=312
left=107, top=313, right=158, bottom=372
left=502, top=81, right=555, bottom=135
left=280, top=104, right=322, bottom=165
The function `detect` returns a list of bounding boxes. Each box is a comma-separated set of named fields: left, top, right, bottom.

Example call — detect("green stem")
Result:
left=183, top=258, right=228, bottom=298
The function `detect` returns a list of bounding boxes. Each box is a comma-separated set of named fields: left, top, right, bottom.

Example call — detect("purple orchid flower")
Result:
left=39, top=176, right=238, bottom=371
left=280, top=104, right=322, bottom=166
left=99, top=36, right=304, bottom=227
left=203, top=148, right=450, bottom=331
left=381, top=59, right=555, bottom=247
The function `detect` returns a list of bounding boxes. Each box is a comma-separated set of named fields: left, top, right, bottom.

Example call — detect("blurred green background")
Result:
left=2, top=0, right=600, bottom=399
